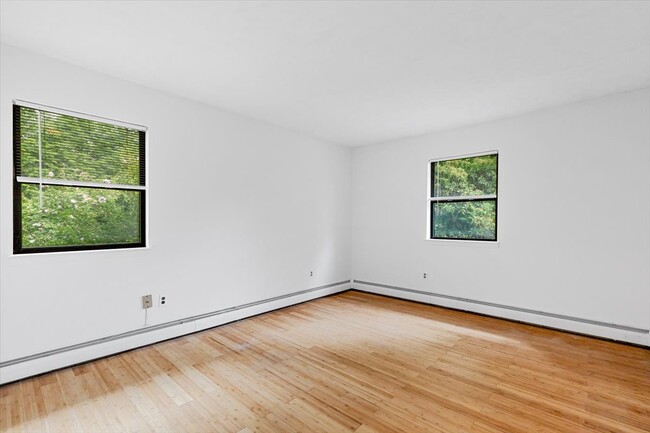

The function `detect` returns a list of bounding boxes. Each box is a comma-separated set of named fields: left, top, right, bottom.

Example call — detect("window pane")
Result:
left=19, top=107, right=142, bottom=185
left=432, top=200, right=496, bottom=240
left=21, top=184, right=142, bottom=249
left=432, top=154, right=497, bottom=197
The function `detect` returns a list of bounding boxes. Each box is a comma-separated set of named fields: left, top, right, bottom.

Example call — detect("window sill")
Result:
left=424, top=239, right=500, bottom=248
left=9, top=246, right=150, bottom=258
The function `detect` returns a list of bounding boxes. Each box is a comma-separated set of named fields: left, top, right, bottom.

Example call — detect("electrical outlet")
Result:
left=142, top=294, right=153, bottom=309
left=159, top=295, right=167, bottom=306
left=423, top=273, right=427, bottom=279
left=310, top=271, right=314, bottom=277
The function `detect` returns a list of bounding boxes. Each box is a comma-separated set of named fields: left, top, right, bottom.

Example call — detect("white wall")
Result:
left=0, top=45, right=352, bottom=380
left=351, top=88, right=650, bottom=345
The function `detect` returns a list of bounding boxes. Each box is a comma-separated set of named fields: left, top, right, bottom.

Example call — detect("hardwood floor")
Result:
left=1, top=290, right=649, bottom=433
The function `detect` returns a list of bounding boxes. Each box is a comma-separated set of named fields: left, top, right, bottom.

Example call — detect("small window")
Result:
left=13, top=102, right=146, bottom=254
left=429, top=152, right=498, bottom=241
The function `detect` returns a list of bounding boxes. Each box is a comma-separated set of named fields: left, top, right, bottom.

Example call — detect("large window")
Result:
left=13, top=102, right=146, bottom=254
left=429, top=152, right=498, bottom=241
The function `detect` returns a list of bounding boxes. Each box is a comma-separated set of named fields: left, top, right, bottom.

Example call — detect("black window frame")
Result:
left=429, top=152, right=498, bottom=242
left=13, top=103, right=147, bottom=254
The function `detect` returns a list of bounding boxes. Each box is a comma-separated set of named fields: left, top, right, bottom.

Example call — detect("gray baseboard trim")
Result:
left=1, top=280, right=352, bottom=369
left=352, top=280, right=649, bottom=335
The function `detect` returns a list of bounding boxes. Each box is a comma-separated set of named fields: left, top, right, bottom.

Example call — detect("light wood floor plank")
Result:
left=1, top=291, right=649, bottom=433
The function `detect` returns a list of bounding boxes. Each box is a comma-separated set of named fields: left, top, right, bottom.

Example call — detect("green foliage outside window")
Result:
left=15, top=106, right=145, bottom=252
left=21, top=184, right=141, bottom=248
left=431, top=154, right=497, bottom=240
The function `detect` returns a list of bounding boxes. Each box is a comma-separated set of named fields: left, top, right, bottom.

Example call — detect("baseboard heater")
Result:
left=352, top=280, right=649, bottom=335
left=0, top=280, right=351, bottom=369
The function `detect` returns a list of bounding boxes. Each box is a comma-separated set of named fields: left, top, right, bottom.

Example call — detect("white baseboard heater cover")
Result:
left=352, top=280, right=650, bottom=343
left=0, top=280, right=352, bottom=381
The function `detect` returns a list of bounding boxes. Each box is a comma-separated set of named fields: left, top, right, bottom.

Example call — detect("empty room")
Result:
left=1, top=1, right=649, bottom=432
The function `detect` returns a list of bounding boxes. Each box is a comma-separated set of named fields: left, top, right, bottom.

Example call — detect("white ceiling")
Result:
left=1, top=1, right=649, bottom=146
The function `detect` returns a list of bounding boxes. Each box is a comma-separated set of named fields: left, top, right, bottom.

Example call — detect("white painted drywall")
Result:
left=351, top=88, right=650, bottom=342
left=0, top=45, right=352, bottom=367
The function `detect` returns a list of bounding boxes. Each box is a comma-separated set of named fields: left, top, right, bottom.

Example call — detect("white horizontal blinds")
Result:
left=14, top=99, right=147, bottom=131
left=17, top=106, right=145, bottom=189
left=14, top=103, right=146, bottom=252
